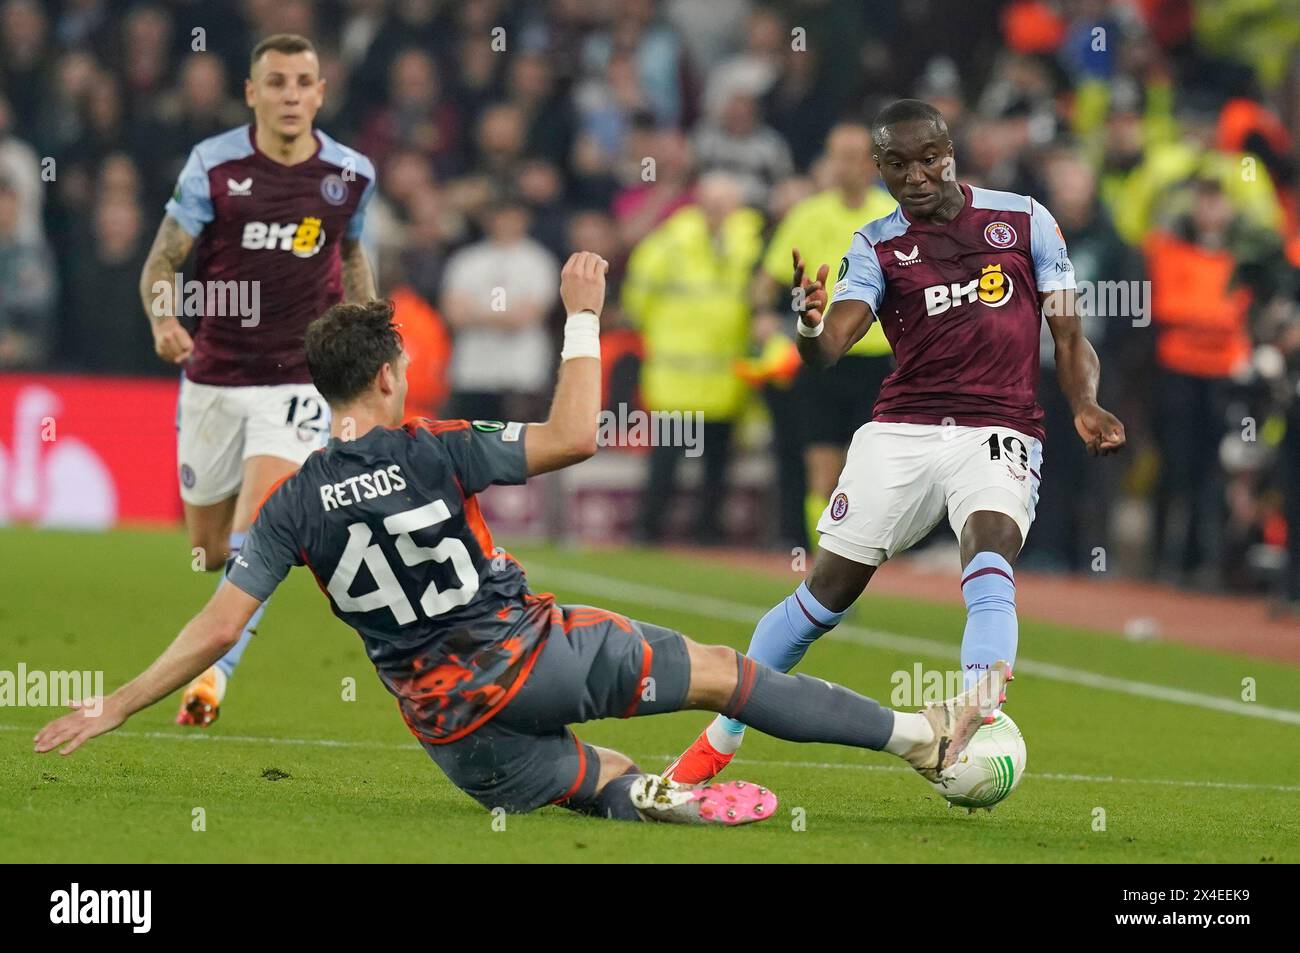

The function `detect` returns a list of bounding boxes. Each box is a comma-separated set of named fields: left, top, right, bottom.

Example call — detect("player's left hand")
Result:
left=791, top=248, right=830, bottom=326
left=1074, top=401, right=1126, bottom=456
left=33, top=696, right=127, bottom=756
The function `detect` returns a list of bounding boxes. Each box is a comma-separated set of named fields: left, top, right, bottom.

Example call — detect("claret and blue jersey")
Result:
left=165, top=124, right=377, bottom=387
left=833, top=182, right=1076, bottom=442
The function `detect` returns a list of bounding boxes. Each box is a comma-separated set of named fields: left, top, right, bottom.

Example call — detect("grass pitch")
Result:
left=2, top=526, right=1297, bottom=863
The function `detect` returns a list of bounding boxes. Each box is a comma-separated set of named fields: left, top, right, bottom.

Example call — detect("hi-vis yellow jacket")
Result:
left=622, top=205, right=765, bottom=420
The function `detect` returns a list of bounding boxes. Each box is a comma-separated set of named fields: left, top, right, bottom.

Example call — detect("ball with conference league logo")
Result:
left=927, top=710, right=1027, bottom=811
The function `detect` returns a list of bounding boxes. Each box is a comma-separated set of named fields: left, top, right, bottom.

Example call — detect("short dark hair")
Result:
left=305, top=300, right=403, bottom=404
left=250, top=33, right=317, bottom=73
left=871, top=99, right=947, bottom=148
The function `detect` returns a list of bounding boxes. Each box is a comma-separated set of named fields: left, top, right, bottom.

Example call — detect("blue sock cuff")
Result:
left=961, top=551, right=1015, bottom=588
left=792, top=581, right=846, bottom=629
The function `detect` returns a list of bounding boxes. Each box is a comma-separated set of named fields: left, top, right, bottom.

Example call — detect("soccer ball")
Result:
left=928, top=710, right=1026, bottom=810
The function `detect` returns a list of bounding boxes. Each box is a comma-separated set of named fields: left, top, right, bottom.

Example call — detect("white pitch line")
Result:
left=530, top=564, right=1300, bottom=727
left=5, top=725, right=1297, bottom=793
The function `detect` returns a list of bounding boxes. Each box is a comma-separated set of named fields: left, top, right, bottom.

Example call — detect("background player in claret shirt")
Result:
left=35, top=252, right=1009, bottom=825
left=138, top=34, right=377, bottom=726
left=666, top=99, right=1126, bottom=784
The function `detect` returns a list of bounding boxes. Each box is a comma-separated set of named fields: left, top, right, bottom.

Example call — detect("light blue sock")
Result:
left=717, top=581, right=846, bottom=736
left=215, top=531, right=265, bottom=679
left=960, top=552, right=1017, bottom=688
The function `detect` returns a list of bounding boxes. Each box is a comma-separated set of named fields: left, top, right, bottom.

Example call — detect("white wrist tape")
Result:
left=560, top=310, right=601, bottom=361
left=796, top=316, right=824, bottom=338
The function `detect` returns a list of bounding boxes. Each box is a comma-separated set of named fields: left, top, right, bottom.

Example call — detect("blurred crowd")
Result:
left=2, top=0, right=1300, bottom=603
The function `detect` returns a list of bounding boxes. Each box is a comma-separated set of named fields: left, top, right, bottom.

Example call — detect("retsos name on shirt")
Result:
left=320, top=465, right=407, bottom=511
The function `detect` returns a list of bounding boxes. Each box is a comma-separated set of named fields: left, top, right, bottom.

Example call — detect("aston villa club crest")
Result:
left=321, top=173, right=349, bottom=206
left=830, top=492, right=849, bottom=521
left=984, top=221, right=1017, bottom=248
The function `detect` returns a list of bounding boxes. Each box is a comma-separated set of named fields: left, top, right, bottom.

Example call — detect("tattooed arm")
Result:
left=341, top=237, right=376, bottom=302
left=140, top=215, right=197, bottom=363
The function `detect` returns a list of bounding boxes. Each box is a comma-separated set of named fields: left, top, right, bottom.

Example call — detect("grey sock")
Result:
left=723, top=653, right=895, bottom=750
left=564, top=769, right=645, bottom=822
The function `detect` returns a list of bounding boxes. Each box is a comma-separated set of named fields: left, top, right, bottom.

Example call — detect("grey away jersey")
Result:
left=227, top=418, right=544, bottom=742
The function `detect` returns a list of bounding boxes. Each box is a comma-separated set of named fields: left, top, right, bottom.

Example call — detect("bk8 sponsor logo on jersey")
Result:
left=241, top=216, right=326, bottom=258
left=923, top=263, right=1014, bottom=316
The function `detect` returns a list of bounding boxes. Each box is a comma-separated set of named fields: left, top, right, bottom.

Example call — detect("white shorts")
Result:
left=176, top=378, right=330, bottom=506
left=816, top=421, right=1043, bottom=567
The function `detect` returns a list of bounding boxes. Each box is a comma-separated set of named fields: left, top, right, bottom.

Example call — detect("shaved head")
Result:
left=871, top=99, right=948, bottom=151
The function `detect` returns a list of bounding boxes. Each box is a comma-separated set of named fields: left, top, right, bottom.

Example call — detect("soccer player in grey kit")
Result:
left=36, top=252, right=1008, bottom=825
left=667, top=99, right=1126, bottom=784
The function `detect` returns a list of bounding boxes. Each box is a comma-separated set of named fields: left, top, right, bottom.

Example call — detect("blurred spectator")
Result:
left=1281, top=311, right=1300, bottom=610
left=516, top=158, right=570, bottom=258
left=1144, top=178, right=1287, bottom=584
left=361, top=48, right=463, bottom=178
left=470, top=102, right=528, bottom=197
left=693, top=86, right=793, bottom=207
left=0, top=92, right=44, bottom=242
left=623, top=172, right=764, bottom=544
left=505, top=51, right=575, bottom=168
left=33, top=50, right=97, bottom=160
left=63, top=193, right=160, bottom=376
left=572, top=52, right=650, bottom=195
left=0, top=0, right=50, bottom=132
left=390, top=282, right=452, bottom=419
left=766, top=42, right=835, bottom=172
left=440, top=198, right=558, bottom=421
left=120, top=5, right=173, bottom=120
left=398, top=183, right=462, bottom=310
left=665, top=0, right=751, bottom=77
left=703, top=5, right=786, bottom=119
left=0, top=176, right=55, bottom=369
left=55, top=0, right=113, bottom=54
left=583, top=0, right=686, bottom=128
left=611, top=127, right=694, bottom=250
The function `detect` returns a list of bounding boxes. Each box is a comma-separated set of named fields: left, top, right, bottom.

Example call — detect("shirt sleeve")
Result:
left=1029, top=199, right=1077, bottom=292
left=163, top=147, right=214, bottom=237
left=226, top=486, right=302, bottom=602
left=831, top=231, right=886, bottom=312
left=345, top=173, right=377, bottom=240
left=409, top=420, right=529, bottom=496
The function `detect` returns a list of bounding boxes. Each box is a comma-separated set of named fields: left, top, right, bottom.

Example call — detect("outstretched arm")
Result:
left=525, top=251, right=609, bottom=476
left=1043, top=289, right=1125, bottom=455
left=791, top=248, right=877, bottom=369
left=33, top=583, right=262, bottom=756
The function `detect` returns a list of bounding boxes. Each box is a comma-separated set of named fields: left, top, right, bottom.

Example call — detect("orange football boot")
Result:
left=175, top=666, right=227, bottom=727
left=662, top=728, right=735, bottom=785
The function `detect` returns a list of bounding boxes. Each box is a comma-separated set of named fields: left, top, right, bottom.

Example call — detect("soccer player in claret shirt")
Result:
left=665, top=99, right=1126, bottom=784
left=36, top=253, right=1009, bottom=824
left=139, top=34, right=377, bottom=726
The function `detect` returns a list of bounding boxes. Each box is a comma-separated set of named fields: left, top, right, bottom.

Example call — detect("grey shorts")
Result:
left=422, top=604, right=691, bottom=813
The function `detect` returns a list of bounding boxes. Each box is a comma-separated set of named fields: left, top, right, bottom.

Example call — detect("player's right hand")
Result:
left=792, top=247, right=829, bottom=327
left=560, top=251, right=609, bottom=317
left=153, top=317, right=194, bottom=363
left=33, top=696, right=127, bottom=757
